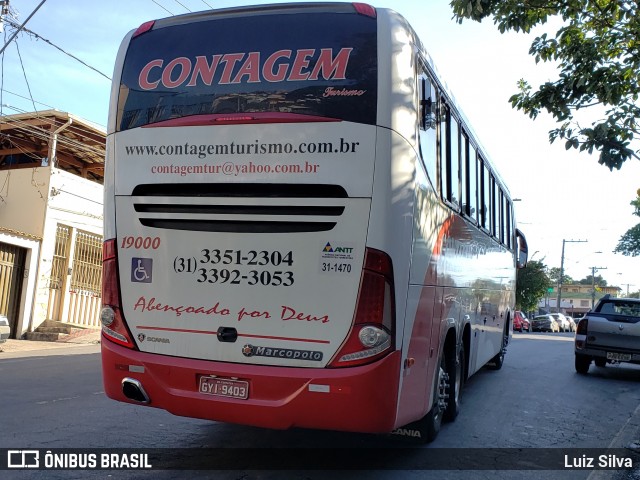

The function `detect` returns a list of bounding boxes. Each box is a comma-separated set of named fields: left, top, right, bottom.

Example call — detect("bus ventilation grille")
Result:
left=130, top=183, right=347, bottom=233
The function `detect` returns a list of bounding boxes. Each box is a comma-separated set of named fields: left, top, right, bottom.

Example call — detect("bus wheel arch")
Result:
left=443, top=327, right=463, bottom=423
left=488, top=312, right=510, bottom=370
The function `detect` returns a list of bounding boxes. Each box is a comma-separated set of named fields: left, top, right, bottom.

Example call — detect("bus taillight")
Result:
left=329, top=248, right=395, bottom=367
left=101, top=239, right=136, bottom=349
left=353, top=3, right=376, bottom=18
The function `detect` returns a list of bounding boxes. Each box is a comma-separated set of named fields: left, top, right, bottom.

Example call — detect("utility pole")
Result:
left=0, top=0, right=47, bottom=56
left=590, top=266, right=608, bottom=308
left=556, top=239, right=587, bottom=313
left=0, top=1, right=8, bottom=33
left=621, top=283, right=634, bottom=297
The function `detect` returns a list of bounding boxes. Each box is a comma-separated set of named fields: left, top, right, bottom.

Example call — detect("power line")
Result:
left=0, top=0, right=46, bottom=56
left=1, top=88, right=56, bottom=110
left=4, top=19, right=111, bottom=81
left=151, top=0, right=174, bottom=15
left=13, top=39, right=36, bottom=112
left=174, top=0, right=191, bottom=12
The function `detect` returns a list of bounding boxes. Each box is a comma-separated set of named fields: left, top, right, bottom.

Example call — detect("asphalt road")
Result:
left=1, top=332, right=639, bottom=480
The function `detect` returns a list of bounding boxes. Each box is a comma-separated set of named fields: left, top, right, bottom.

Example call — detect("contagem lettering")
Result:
left=138, top=48, right=354, bottom=90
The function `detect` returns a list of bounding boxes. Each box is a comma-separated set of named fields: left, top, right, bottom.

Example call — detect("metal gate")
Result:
left=47, top=224, right=71, bottom=322
left=67, top=230, right=103, bottom=327
left=0, top=242, right=27, bottom=338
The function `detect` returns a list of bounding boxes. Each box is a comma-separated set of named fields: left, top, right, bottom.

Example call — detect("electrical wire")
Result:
left=1, top=27, right=5, bottom=116
left=1, top=88, right=57, bottom=111
left=151, top=0, right=174, bottom=15
left=174, top=0, right=191, bottom=13
left=4, top=19, right=111, bottom=81
left=13, top=40, right=37, bottom=113
left=0, top=113, right=106, bottom=159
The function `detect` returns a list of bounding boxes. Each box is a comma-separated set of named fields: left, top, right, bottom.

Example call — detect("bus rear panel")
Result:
left=102, top=3, right=404, bottom=433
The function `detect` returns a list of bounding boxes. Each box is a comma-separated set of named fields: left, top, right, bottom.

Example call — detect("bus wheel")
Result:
left=406, top=353, right=449, bottom=443
left=444, top=344, right=463, bottom=422
left=488, top=328, right=508, bottom=370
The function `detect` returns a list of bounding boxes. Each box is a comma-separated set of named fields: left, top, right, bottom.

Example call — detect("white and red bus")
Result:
left=101, top=2, right=528, bottom=442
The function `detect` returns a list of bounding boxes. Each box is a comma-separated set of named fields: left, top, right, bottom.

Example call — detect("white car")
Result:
left=550, top=313, right=571, bottom=332
left=575, top=295, right=640, bottom=374
left=0, top=316, right=10, bottom=343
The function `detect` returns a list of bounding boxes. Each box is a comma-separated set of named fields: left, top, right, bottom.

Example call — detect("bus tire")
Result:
left=408, top=351, right=448, bottom=443
left=444, top=343, right=463, bottom=422
left=488, top=339, right=505, bottom=370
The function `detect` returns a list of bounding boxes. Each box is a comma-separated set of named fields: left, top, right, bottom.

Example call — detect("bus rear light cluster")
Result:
left=101, top=239, right=136, bottom=349
left=329, top=248, right=395, bottom=367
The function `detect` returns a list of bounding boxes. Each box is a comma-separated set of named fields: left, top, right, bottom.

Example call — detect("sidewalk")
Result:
left=0, top=328, right=101, bottom=354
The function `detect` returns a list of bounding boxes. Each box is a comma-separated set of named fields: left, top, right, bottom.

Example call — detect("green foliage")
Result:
left=548, top=267, right=573, bottom=285
left=516, top=260, right=551, bottom=312
left=578, top=274, right=608, bottom=286
left=450, top=0, right=640, bottom=170
left=615, top=194, right=640, bottom=256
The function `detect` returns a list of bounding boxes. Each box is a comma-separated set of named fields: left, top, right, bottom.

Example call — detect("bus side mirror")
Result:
left=516, top=228, right=528, bottom=269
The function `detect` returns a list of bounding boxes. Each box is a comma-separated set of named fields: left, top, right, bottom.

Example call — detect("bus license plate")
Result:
left=606, top=352, right=631, bottom=361
left=199, top=376, right=249, bottom=400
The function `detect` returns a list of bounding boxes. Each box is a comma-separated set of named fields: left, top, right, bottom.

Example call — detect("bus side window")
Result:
left=449, top=116, right=460, bottom=209
left=468, top=142, right=478, bottom=224
left=505, top=199, right=513, bottom=250
left=499, top=189, right=506, bottom=244
left=491, top=175, right=499, bottom=240
left=479, top=157, right=490, bottom=231
left=439, top=100, right=449, bottom=203
left=418, top=73, right=437, bottom=185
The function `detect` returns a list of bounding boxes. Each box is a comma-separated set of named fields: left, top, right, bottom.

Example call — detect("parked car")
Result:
left=0, top=315, right=10, bottom=343
left=531, top=314, right=559, bottom=333
left=513, top=311, right=531, bottom=332
left=550, top=313, right=571, bottom=332
left=575, top=295, right=640, bottom=374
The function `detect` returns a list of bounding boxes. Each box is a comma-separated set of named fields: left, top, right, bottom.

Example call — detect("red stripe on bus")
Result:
left=238, top=333, right=330, bottom=344
left=142, top=112, right=341, bottom=127
left=137, top=325, right=217, bottom=334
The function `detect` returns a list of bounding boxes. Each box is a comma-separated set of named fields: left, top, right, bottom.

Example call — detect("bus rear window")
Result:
left=117, top=11, right=377, bottom=131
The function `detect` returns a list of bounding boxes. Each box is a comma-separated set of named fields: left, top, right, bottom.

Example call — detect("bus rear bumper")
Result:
left=101, top=336, right=402, bottom=433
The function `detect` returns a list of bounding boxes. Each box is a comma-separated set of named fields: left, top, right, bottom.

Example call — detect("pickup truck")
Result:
left=575, top=295, right=640, bottom=374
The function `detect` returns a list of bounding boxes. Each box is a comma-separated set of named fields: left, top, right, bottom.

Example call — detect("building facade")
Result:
left=0, top=110, right=104, bottom=338
left=539, top=284, right=622, bottom=317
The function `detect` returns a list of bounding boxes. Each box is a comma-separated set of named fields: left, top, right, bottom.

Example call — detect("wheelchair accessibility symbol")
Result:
left=131, top=258, right=153, bottom=283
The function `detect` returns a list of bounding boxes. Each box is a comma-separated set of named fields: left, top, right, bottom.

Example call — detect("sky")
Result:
left=2, top=0, right=639, bottom=291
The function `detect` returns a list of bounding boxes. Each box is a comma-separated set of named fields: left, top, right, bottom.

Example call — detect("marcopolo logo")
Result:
left=242, top=344, right=323, bottom=361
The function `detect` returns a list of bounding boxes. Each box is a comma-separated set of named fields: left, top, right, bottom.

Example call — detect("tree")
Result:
left=548, top=267, right=573, bottom=285
left=614, top=191, right=640, bottom=256
left=450, top=0, right=640, bottom=170
left=516, top=260, right=551, bottom=312
left=578, top=275, right=607, bottom=286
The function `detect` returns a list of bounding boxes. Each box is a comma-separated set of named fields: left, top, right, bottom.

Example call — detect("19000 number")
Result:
left=196, top=269, right=294, bottom=287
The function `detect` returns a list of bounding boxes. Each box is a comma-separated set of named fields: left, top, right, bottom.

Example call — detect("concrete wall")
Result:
left=31, top=167, right=104, bottom=330
left=0, top=166, right=104, bottom=335
left=0, top=166, right=50, bottom=238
